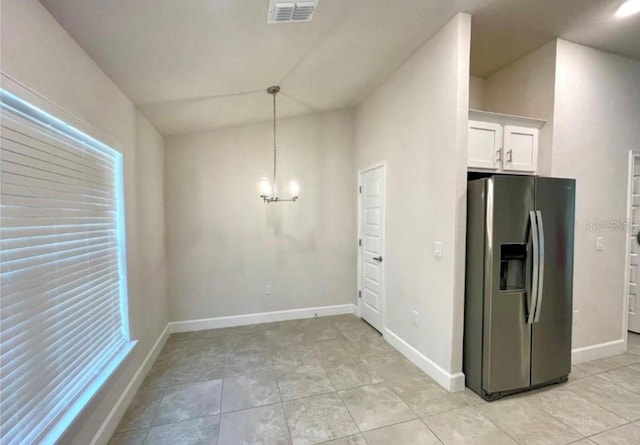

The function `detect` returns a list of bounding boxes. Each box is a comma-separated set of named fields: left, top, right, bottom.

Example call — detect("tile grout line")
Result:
left=334, top=387, right=365, bottom=440
left=149, top=349, right=197, bottom=432
left=564, top=376, right=640, bottom=422
left=272, top=348, right=320, bottom=445
left=334, top=382, right=458, bottom=442
left=473, top=407, right=536, bottom=445
left=216, top=354, right=227, bottom=445
left=290, top=317, right=358, bottom=443
left=416, top=418, right=445, bottom=445
left=523, top=398, right=588, bottom=441
left=584, top=420, right=634, bottom=439
left=265, top=354, right=294, bottom=444
left=144, top=388, right=166, bottom=433
left=566, top=385, right=636, bottom=427
left=573, top=352, right=640, bottom=377
left=591, top=368, right=640, bottom=394
left=140, top=427, right=150, bottom=445
left=280, top=400, right=295, bottom=445
left=135, top=413, right=222, bottom=438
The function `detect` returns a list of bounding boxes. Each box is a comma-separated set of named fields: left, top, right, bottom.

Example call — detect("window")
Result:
left=0, top=90, right=136, bottom=445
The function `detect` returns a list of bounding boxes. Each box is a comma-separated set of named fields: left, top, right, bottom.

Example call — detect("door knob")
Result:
left=373, top=256, right=383, bottom=262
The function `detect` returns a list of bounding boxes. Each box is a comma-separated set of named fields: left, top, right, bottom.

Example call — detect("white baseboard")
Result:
left=90, top=324, right=170, bottom=445
left=571, top=338, right=626, bottom=365
left=169, top=304, right=357, bottom=333
left=383, top=328, right=465, bottom=392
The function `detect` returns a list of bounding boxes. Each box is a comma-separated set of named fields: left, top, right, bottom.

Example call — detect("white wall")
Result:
left=483, top=41, right=557, bottom=176
left=354, top=13, right=470, bottom=389
left=165, top=109, right=357, bottom=321
left=552, top=40, right=640, bottom=357
left=134, top=112, right=169, bottom=340
left=0, top=0, right=169, bottom=443
left=469, top=76, right=486, bottom=109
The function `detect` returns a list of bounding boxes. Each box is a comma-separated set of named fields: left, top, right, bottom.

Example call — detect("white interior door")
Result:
left=629, top=155, right=640, bottom=333
left=359, top=165, right=385, bottom=332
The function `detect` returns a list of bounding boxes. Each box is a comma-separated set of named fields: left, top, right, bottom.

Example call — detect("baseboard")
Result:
left=383, top=328, right=465, bottom=392
left=169, top=304, right=357, bottom=333
left=90, top=324, right=170, bottom=445
left=571, top=338, right=626, bottom=364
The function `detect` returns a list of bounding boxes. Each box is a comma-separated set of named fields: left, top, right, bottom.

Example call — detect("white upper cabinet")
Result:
left=469, top=120, right=503, bottom=170
left=468, top=110, right=545, bottom=175
left=503, top=125, right=538, bottom=172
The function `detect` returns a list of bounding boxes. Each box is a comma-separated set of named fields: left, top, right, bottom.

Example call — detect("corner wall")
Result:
left=164, top=109, right=357, bottom=322
left=1, top=1, right=170, bottom=443
left=354, top=13, right=471, bottom=389
left=552, top=40, right=640, bottom=359
left=469, top=76, right=486, bottom=109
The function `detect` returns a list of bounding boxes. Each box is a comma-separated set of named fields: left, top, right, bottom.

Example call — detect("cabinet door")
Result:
left=468, top=120, right=502, bottom=170
left=503, top=125, right=538, bottom=172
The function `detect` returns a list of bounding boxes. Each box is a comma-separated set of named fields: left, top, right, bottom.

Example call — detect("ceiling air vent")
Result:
left=268, top=0, right=318, bottom=23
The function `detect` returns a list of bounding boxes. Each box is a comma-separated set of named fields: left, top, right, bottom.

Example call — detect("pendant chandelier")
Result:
left=259, top=86, right=299, bottom=203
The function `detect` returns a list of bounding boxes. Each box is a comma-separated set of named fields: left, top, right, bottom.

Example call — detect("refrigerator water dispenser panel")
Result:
left=500, top=243, right=526, bottom=292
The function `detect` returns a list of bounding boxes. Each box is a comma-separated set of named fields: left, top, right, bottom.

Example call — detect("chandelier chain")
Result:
left=273, top=89, right=277, bottom=185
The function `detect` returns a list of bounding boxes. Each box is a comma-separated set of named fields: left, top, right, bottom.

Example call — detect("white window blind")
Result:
left=0, top=90, right=135, bottom=445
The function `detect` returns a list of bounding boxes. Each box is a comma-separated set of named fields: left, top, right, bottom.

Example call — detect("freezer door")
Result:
left=483, top=176, right=535, bottom=394
left=531, top=177, right=575, bottom=385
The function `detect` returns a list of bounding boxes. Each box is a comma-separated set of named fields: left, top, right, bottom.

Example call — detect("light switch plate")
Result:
left=434, top=241, right=443, bottom=258
left=596, top=236, right=603, bottom=251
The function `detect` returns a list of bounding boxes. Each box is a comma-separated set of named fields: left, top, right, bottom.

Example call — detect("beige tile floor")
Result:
left=109, top=315, right=640, bottom=445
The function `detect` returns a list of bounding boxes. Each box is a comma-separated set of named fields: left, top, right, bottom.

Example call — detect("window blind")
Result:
left=0, top=90, right=135, bottom=445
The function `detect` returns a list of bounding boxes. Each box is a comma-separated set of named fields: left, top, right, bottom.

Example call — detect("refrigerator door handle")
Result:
left=534, top=210, right=545, bottom=323
left=528, top=211, right=540, bottom=325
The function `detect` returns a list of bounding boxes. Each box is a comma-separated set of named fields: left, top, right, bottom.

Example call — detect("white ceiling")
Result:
left=40, top=0, right=640, bottom=135
left=471, top=0, right=640, bottom=77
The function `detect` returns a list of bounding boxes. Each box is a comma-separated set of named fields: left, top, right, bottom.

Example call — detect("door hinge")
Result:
left=359, top=186, right=362, bottom=193
left=358, top=290, right=362, bottom=298
left=358, top=238, right=362, bottom=246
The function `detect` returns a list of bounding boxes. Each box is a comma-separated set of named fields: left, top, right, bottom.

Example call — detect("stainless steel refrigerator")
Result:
left=464, top=175, right=575, bottom=401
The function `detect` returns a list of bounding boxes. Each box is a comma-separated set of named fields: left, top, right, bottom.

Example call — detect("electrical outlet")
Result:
left=596, top=236, right=604, bottom=251
left=265, top=285, right=272, bottom=295
left=412, top=310, right=419, bottom=325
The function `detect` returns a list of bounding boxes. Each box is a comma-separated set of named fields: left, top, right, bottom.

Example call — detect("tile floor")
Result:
left=109, top=315, right=640, bottom=445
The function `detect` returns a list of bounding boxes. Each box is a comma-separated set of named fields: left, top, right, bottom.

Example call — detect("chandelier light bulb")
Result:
left=259, top=177, right=272, bottom=197
left=289, top=179, right=300, bottom=198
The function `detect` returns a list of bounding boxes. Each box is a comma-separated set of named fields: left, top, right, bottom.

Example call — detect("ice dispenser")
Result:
left=499, top=243, right=526, bottom=292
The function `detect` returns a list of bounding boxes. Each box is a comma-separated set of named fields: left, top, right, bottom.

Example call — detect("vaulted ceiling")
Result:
left=40, top=0, right=640, bottom=135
